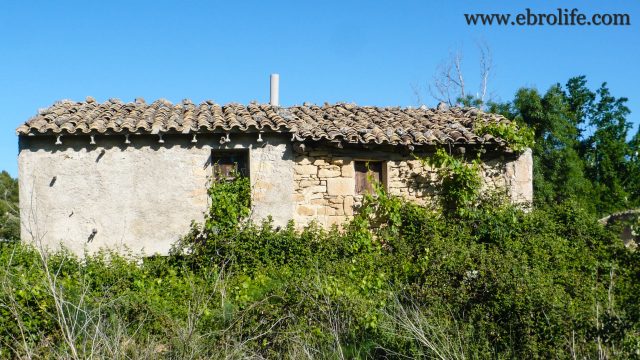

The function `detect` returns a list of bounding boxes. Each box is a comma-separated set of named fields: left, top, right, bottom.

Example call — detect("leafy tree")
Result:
left=490, top=76, right=636, bottom=216
left=582, top=83, right=632, bottom=214
left=626, top=128, right=640, bottom=202
left=0, top=171, right=19, bottom=241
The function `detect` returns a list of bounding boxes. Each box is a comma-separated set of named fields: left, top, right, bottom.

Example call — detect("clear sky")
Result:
left=0, top=0, right=638, bottom=177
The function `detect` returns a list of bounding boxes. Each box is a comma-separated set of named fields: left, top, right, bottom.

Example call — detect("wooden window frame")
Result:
left=211, top=149, right=250, bottom=181
left=354, top=160, right=386, bottom=195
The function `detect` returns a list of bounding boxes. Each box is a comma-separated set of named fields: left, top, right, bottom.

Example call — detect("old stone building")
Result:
left=17, top=98, right=532, bottom=255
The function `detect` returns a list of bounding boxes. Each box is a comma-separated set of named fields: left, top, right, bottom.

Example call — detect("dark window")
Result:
left=212, top=150, right=249, bottom=181
left=355, top=161, right=383, bottom=195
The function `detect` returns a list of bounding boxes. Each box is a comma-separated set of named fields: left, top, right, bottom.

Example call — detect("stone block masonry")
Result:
left=292, top=146, right=533, bottom=227
left=293, top=153, right=357, bottom=227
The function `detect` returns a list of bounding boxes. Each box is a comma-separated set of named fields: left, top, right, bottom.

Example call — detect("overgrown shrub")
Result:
left=1, top=175, right=638, bottom=358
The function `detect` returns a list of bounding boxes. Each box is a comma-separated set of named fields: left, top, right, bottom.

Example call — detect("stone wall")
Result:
left=292, top=146, right=533, bottom=227
left=18, top=133, right=533, bottom=255
left=293, top=151, right=357, bottom=228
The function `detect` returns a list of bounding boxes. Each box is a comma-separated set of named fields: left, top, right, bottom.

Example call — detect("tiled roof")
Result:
left=16, top=98, right=512, bottom=146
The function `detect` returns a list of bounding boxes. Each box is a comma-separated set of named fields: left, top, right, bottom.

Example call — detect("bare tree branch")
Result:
left=477, top=41, right=493, bottom=104
left=453, top=51, right=465, bottom=100
left=424, top=43, right=494, bottom=109
left=411, top=82, right=423, bottom=106
left=428, top=50, right=466, bottom=107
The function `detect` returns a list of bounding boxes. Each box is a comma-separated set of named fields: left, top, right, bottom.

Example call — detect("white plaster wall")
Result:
left=18, top=133, right=294, bottom=256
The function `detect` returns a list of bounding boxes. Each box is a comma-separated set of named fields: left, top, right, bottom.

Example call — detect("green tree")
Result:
left=626, top=128, right=640, bottom=203
left=0, top=171, right=19, bottom=241
left=489, top=76, right=635, bottom=216
left=581, top=83, right=632, bottom=214
left=490, top=80, right=593, bottom=211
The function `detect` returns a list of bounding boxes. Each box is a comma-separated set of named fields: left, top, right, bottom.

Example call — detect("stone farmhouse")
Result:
left=17, top=94, right=532, bottom=255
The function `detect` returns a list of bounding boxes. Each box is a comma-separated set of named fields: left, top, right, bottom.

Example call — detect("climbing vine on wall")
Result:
left=422, top=149, right=482, bottom=217
left=475, top=120, right=535, bottom=152
left=172, top=171, right=251, bottom=263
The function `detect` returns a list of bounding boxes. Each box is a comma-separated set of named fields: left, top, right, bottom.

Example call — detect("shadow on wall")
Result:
left=599, top=209, right=640, bottom=250
left=405, top=172, right=439, bottom=198
left=18, top=133, right=255, bottom=155
left=18, top=133, right=279, bottom=174
left=399, top=153, right=509, bottom=203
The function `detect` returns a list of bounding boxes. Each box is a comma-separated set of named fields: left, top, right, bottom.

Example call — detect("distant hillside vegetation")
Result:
left=0, top=171, right=18, bottom=242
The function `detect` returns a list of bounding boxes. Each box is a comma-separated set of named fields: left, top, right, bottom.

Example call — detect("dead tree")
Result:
left=416, top=42, right=493, bottom=108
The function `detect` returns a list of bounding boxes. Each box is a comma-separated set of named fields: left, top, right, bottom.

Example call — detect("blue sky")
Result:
left=0, top=0, right=638, bottom=177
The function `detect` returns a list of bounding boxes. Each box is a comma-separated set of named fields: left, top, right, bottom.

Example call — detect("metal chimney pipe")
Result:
left=270, top=73, right=279, bottom=106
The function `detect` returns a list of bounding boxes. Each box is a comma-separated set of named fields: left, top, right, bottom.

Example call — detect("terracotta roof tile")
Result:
left=17, top=99, right=512, bottom=146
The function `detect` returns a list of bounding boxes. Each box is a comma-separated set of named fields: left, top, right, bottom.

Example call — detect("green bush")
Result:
left=1, top=176, right=638, bottom=358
